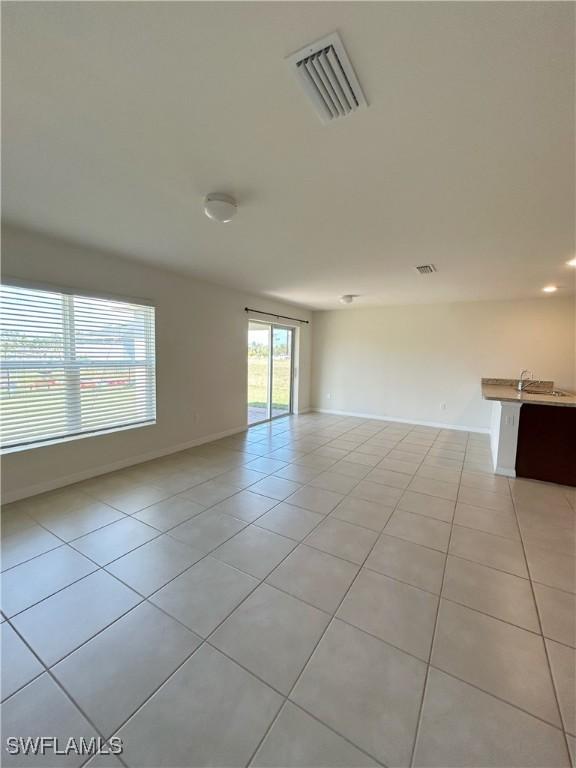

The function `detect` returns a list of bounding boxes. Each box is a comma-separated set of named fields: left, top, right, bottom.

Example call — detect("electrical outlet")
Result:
left=440, top=403, right=447, bottom=411
left=326, top=393, right=332, bottom=400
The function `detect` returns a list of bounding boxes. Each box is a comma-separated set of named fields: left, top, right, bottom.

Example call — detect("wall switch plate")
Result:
left=440, top=403, right=447, bottom=410
left=326, top=393, right=332, bottom=400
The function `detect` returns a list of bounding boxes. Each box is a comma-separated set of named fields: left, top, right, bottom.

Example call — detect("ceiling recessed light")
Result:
left=542, top=285, right=558, bottom=293
left=567, top=258, right=576, bottom=267
left=203, top=193, right=237, bottom=223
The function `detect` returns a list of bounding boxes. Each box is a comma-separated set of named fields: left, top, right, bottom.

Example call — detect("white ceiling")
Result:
left=2, top=1, right=575, bottom=309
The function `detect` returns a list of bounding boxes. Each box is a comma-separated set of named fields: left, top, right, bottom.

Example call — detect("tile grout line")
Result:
left=139, top=563, right=571, bottom=751
left=2, top=501, right=169, bottom=575
left=3, top=487, right=292, bottom=618
left=508, top=479, right=574, bottom=757
left=2, top=615, right=131, bottom=768
left=1, top=428, right=316, bottom=568
left=9, top=417, right=563, bottom=766
left=5, top=488, right=285, bottom=694
left=424, top=663, right=569, bottom=733
left=0, top=429, right=489, bottom=633
left=241, top=456, right=416, bottom=768
left=8, top=429, right=458, bottom=617
left=60, top=417, right=385, bottom=749
left=3, top=423, right=451, bottom=632
left=407, top=428, right=466, bottom=767
left=2, top=588, right=148, bottom=696
left=61, top=479, right=352, bottom=755
left=6, top=499, right=289, bottom=686
left=280, top=698, right=390, bottom=767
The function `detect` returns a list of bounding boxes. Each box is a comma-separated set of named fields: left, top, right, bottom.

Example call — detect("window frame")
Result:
left=0, top=278, right=157, bottom=454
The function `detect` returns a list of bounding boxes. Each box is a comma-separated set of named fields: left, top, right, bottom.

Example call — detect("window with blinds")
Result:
left=1, top=284, right=156, bottom=450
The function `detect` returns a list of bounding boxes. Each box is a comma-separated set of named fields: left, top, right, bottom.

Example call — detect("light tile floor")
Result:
left=1, top=413, right=575, bottom=767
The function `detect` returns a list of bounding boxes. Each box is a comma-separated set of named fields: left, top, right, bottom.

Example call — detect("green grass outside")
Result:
left=1, top=370, right=152, bottom=445
left=248, top=356, right=291, bottom=411
left=2, top=357, right=291, bottom=443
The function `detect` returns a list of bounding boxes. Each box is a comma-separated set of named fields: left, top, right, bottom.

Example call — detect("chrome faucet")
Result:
left=517, top=369, right=534, bottom=391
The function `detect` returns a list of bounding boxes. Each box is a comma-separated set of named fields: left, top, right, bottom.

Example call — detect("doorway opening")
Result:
left=247, top=320, right=294, bottom=425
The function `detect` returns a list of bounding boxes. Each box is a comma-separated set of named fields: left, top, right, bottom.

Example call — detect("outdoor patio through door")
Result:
left=247, top=320, right=294, bottom=425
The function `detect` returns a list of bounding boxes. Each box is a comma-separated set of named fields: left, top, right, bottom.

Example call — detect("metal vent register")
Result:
left=286, top=32, right=367, bottom=124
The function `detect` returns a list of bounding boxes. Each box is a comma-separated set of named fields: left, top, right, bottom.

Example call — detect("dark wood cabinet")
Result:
left=515, top=404, right=576, bottom=487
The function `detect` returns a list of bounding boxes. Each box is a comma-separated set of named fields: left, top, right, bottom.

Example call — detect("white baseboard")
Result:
left=495, top=466, right=516, bottom=478
left=312, top=408, right=490, bottom=434
left=2, top=424, right=248, bottom=504
left=2, top=408, right=491, bottom=504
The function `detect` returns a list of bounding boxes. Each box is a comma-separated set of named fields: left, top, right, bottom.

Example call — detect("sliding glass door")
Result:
left=247, top=321, right=271, bottom=425
left=247, top=320, right=294, bottom=425
left=271, top=326, right=293, bottom=418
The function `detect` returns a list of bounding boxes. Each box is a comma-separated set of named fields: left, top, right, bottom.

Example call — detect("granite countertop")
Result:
left=481, top=378, right=576, bottom=408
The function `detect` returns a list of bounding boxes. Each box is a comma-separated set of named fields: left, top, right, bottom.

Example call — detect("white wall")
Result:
left=311, top=298, right=575, bottom=431
left=1, top=225, right=312, bottom=501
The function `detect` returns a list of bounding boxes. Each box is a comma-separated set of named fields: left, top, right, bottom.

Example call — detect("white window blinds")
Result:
left=1, top=284, right=156, bottom=450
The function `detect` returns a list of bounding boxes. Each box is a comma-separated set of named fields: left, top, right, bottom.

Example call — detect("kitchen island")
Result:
left=481, top=378, right=576, bottom=486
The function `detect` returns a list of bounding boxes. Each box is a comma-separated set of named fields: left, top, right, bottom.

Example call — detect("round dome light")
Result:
left=339, top=295, right=355, bottom=304
left=203, top=193, right=237, bottom=223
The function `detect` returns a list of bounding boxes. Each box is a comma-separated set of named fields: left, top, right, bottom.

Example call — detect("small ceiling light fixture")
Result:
left=542, top=285, right=558, bottom=293
left=339, top=294, right=357, bottom=305
left=203, top=193, right=237, bottom=223
left=567, top=258, right=576, bottom=267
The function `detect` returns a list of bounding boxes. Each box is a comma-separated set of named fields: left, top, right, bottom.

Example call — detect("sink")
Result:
left=524, top=389, right=568, bottom=397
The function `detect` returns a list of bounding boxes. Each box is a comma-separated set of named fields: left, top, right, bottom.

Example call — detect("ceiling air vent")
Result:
left=286, top=32, right=367, bottom=125
left=414, top=265, right=437, bottom=274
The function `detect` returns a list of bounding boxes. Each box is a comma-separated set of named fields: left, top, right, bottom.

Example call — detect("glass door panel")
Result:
left=247, top=321, right=271, bottom=425
left=271, top=327, right=293, bottom=418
